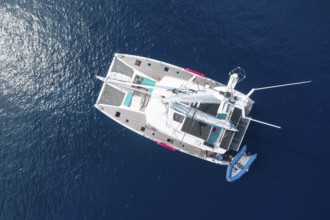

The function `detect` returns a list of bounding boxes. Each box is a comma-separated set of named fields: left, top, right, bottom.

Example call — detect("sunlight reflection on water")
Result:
left=0, top=3, right=93, bottom=115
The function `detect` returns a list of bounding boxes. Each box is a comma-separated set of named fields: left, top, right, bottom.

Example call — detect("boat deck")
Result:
left=95, top=54, right=253, bottom=165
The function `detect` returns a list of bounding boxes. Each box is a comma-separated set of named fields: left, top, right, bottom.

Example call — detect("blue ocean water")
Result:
left=1, top=0, right=330, bottom=219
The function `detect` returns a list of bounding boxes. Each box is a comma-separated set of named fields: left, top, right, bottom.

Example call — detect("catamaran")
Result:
left=95, top=53, right=310, bottom=182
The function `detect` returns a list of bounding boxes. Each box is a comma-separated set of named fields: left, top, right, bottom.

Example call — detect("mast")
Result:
left=227, top=73, right=239, bottom=93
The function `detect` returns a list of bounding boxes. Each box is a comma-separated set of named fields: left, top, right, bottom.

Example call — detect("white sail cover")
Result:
left=171, top=102, right=237, bottom=131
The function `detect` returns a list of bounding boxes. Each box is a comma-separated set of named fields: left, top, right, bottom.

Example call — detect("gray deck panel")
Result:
left=230, top=118, right=250, bottom=151
left=181, top=118, right=211, bottom=140
left=111, top=59, right=134, bottom=78
left=194, top=103, right=220, bottom=116
left=98, top=85, right=125, bottom=106
left=231, top=108, right=242, bottom=126
left=219, top=130, right=235, bottom=150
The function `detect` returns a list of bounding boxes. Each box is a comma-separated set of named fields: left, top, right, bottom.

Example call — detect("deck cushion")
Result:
left=123, top=92, right=133, bottom=107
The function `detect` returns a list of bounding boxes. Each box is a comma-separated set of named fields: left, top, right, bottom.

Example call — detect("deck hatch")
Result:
left=135, top=59, right=141, bottom=66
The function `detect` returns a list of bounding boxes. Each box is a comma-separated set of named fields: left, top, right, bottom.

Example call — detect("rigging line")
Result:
left=172, top=123, right=182, bottom=137
left=165, top=78, right=199, bottom=137
left=170, top=116, right=182, bottom=142
left=179, top=103, right=201, bottom=147
left=176, top=80, right=191, bottom=95
left=171, top=111, right=183, bottom=136
left=203, top=77, right=207, bottom=89
left=223, top=130, right=234, bottom=139
left=195, top=76, right=201, bottom=92
left=185, top=75, right=197, bottom=92
left=162, top=105, right=182, bottom=142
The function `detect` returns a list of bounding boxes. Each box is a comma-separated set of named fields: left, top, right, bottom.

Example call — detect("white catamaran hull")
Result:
left=95, top=53, right=311, bottom=182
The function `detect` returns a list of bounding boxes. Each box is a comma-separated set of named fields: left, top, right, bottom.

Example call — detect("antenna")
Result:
left=247, top=80, right=312, bottom=97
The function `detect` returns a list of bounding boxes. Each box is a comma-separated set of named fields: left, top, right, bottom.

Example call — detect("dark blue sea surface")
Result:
left=1, top=0, right=330, bottom=219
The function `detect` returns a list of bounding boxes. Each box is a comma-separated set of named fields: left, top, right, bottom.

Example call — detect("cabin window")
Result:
left=164, top=67, right=169, bottom=72
left=135, top=59, right=141, bottom=66
left=173, top=113, right=184, bottom=123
